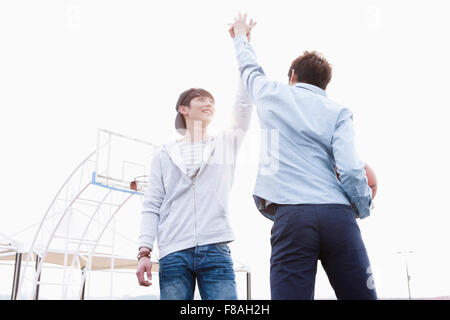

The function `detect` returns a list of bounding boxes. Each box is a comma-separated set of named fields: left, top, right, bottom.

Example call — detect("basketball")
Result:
left=364, top=164, right=377, bottom=199
left=335, top=163, right=377, bottom=199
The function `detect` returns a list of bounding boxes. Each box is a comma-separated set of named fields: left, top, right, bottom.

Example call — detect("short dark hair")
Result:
left=288, top=51, right=332, bottom=90
left=180, top=88, right=215, bottom=108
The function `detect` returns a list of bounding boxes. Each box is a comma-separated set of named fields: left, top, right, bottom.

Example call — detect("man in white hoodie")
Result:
left=135, top=28, right=254, bottom=300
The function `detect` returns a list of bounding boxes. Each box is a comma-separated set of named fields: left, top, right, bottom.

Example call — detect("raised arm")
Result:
left=230, top=79, right=253, bottom=132
left=231, top=13, right=277, bottom=104
left=225, top=13, right=255, bottom=148
left=331, top=108, right=372, bottom=219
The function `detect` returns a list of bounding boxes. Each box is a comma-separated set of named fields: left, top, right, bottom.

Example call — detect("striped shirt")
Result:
left=177, top=138, right=211, bottom=179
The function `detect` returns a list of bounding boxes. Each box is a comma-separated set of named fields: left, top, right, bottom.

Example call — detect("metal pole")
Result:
left=81, top=267, right=86, bottom=300
left=396, top=251, right=413, bottom=300
left=34, top=256, right=42, bottom=300
left=11, top=253, right=23, bottom=300
left=405, top=255, right=412, bottom=300
left=246, top=272, right=251, bottom=300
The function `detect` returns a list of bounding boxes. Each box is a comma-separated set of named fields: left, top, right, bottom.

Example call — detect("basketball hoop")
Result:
left=130, top=175, right=148, bottom=192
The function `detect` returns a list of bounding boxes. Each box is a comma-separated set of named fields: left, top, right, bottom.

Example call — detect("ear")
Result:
left=289, top=70, right=297, bottom=85
left=179, top=105, right=189, bottom=116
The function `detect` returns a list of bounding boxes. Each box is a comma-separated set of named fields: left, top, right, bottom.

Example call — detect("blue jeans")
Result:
left=158, top=243, right=238, bottom=300
left=270, top=204, right=377, bottom=300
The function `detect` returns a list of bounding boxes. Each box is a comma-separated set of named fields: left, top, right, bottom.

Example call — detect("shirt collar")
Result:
left=294, top=82, right=327, bottom=97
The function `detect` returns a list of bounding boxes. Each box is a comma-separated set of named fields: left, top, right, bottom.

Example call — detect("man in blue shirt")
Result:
left=229, top=13, right=377, bottom=300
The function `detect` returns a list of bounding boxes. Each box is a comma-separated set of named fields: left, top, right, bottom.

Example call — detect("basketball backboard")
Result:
left=93, top=129, right=157, bottom=195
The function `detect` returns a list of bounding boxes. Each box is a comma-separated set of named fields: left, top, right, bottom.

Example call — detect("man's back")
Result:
left=232, top=34, right=372, bottom=220
left=252, top=81, right=354, bottom=219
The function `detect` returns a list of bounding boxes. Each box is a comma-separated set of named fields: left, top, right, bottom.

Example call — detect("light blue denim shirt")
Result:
left=233, top=34, right=372, bottom=220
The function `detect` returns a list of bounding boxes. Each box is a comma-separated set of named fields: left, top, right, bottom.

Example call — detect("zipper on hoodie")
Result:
left=192, top=180, right=199, bottom=246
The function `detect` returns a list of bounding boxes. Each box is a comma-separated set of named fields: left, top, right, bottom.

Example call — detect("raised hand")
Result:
left=228, top=12, right=257, bottom=42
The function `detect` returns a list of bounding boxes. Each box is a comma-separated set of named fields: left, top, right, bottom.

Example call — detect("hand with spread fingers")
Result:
left=228, top=12, right=257, bottom=42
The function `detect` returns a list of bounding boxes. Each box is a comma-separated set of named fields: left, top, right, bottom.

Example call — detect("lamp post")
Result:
left=396, top=251, right=414, bottom=300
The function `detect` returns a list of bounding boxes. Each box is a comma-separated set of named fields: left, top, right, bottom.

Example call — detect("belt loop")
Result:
left=272, top=203, right=278, bottom=215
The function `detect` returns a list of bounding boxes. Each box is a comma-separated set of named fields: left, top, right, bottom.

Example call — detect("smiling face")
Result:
left=179, top=94, right=215, bottom=127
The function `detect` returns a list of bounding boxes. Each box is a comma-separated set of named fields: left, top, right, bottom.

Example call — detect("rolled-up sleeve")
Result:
left=138, top=149, right=165, bottom=250
left=331, top=108, right=372, bottom=219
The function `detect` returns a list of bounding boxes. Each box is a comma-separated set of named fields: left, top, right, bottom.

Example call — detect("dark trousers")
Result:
left=270, top=204, right=377, bottom=300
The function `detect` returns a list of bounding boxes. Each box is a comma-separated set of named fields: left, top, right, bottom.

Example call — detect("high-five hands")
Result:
left=228, top=12, right=257, bottom=42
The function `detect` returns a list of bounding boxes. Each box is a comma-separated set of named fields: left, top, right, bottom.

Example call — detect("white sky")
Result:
left=1, top=0, right=450, bottom=299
